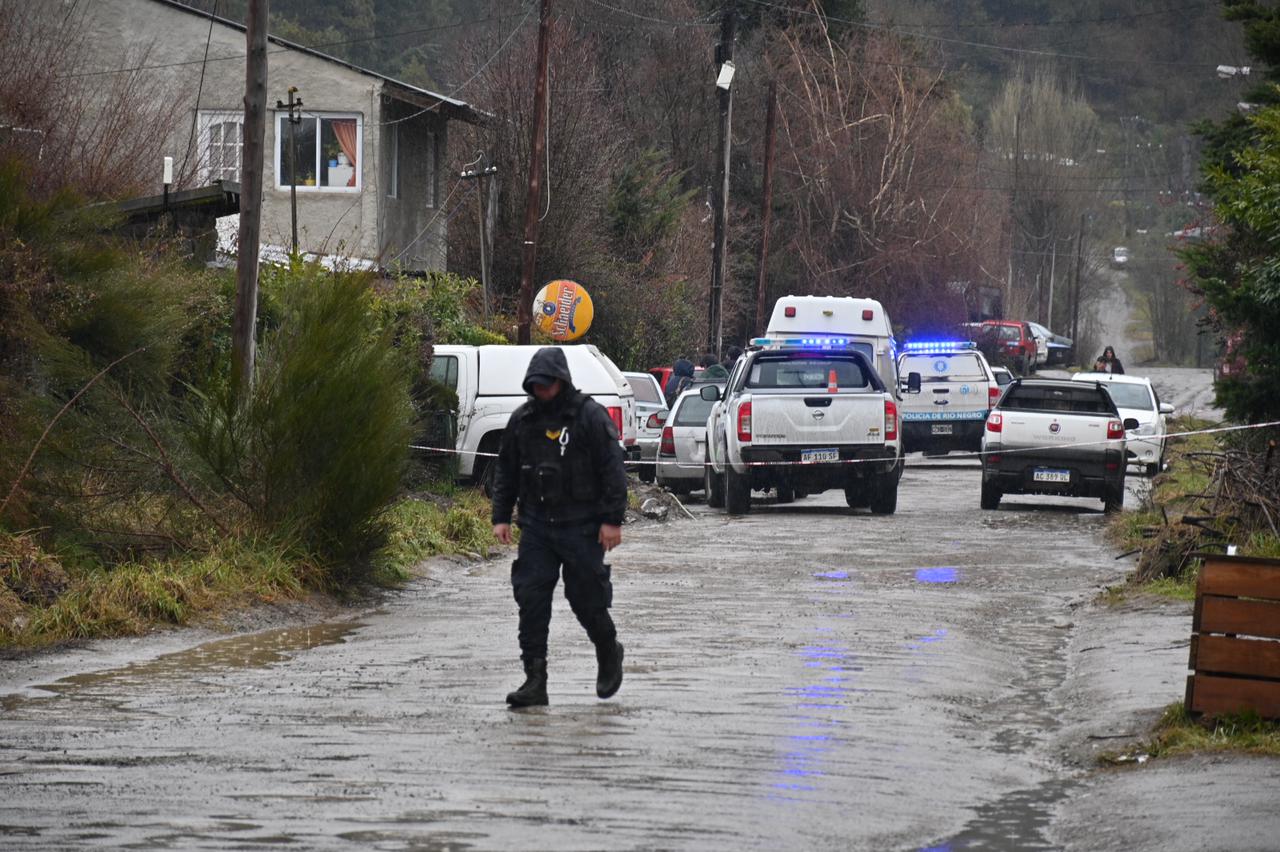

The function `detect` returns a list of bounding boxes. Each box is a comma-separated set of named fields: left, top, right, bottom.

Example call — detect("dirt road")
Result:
left=4, top=437, right=1276, bottom=849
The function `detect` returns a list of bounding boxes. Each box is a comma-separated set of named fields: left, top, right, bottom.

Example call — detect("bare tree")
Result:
left=0, top=1, right=186, bottom=200
left=987, top=67, right=1101, bottom=328
left=765, top=23, right=1007, bottom=331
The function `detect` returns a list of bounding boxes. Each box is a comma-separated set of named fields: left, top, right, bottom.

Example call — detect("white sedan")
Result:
left=1072, top=372, right=1174, bottom=475
left=656, top=386, right=718, bottom=495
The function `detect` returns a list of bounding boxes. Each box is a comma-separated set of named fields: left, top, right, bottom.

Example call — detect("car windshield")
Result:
left=997, top=325, right=1021, bottom=342
left=901, top=353, right=988, bottom=382
left=1102, top=383, right=1154, bottom=411
left=672, top=395, right=715, bottom=426
left=627, top=376, right=661, bottom=404
left=1002, top=385, right=1113, bottom=414
left=745, top=354, right=873, bottom=390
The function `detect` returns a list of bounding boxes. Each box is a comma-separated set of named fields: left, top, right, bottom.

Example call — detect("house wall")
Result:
left=78, top=0, right=448, bottom=271
left=379, top=99, right=448, bottom=272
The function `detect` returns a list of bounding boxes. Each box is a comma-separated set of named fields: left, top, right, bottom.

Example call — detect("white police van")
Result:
left=896, top=340, right=999, bottom=455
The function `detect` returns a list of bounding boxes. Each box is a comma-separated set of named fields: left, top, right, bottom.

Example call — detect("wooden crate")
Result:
left=1186, top=554, right=1280, bottom=719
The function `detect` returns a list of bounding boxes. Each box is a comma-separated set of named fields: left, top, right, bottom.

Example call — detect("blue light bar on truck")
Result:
left=902, top=340, right=977, bottom=354
left=750, top=336, right=853, bottom=348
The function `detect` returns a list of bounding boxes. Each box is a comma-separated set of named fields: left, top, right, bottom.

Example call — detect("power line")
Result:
left=581, top=0, right=719, bottom=27
left=741, top=0, right=1241, bottom=72
left=874, top=2, right=1219, bottom=31
left=56, top=12, right=516, bottom=79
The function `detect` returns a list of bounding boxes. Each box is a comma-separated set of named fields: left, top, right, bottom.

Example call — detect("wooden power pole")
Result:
left=707, top=2, right=736, bottom=358
left=516, top=0, right=552, bottom=345
left=233, top=0, right=268, bottom=390
left=754, top=80, right=777, bottom=337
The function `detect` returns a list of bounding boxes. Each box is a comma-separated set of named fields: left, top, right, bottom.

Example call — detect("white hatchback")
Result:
left=1071, top=372, right=1175, bottom=475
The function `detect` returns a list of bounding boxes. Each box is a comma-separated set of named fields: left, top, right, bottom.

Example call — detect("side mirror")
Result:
left=700, top=384, right=721, bottom=402
left=1159, top=402, right=1175, bottom=415
left=906, top=372, right=922, bottom=394
left=1123, top=417, right=1141, bottom=431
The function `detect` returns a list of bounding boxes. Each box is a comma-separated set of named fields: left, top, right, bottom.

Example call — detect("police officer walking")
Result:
left=491, top=347, right=628, bottom=708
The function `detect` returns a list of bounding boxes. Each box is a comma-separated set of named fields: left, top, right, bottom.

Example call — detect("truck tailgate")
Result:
left=747, top=393, right=886, bottom=445
left=999, top=411, right=1115, bottom=459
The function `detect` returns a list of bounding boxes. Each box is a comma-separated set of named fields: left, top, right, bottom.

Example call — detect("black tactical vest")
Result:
left=515, top=393, right=602, bottom=516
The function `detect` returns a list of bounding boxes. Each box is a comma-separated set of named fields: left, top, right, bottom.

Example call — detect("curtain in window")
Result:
left=330, top=119, right=358, bottom=187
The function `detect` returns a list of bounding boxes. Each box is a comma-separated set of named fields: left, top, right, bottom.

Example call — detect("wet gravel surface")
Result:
left=1, top=371, right=1274, bottom=851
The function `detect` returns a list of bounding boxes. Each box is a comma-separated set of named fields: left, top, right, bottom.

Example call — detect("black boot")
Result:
left=595, top=640, right=624, bottom=699
left=506, top=658, right=548, bottom=707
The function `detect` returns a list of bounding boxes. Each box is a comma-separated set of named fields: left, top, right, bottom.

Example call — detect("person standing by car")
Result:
left=721, top=345, right=743, bottom=372
left=699, top=352, right=729, bottom=380
left=491, top=347, right=628, bottom=708
left=1093, top=345, right=1125, bottom=375
left=664, top=357, right=695, bottom=405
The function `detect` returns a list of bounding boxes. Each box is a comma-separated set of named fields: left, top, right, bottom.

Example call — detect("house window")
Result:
left=199, top=111, right=243, bottom=183
left=275, top=113, right=362, bottom=192
left=387, top=124, right=399, bottom=199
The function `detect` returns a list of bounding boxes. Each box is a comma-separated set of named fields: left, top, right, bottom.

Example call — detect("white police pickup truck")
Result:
left=896, top=340, right=999, bottom=455
left=703, top=336, right=919, bottom=515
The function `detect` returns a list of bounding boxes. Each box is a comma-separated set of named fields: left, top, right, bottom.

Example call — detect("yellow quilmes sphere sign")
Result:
left=533, top=279, right=594, bottom=341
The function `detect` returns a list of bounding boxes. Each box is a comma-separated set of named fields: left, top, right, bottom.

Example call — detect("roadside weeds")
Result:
left=1101, top=702, right=1280, bottom=764
left=1, top=488, right=495, bottom=650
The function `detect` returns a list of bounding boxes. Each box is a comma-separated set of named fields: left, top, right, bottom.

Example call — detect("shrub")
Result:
left=191, top=265, right=415, bottom=576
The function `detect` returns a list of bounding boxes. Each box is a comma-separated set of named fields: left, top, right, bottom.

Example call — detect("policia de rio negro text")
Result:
left=491, top=347, right=628, bottom=708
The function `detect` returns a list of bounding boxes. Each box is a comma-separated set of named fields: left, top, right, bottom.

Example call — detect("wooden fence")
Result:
left=1186, top=553, right=1280, bottom=719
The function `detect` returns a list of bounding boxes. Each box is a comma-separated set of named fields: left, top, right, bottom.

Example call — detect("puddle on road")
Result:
left=6, top=621, right=362, bottom=706
left=923, top=778, right=1077, bottom=851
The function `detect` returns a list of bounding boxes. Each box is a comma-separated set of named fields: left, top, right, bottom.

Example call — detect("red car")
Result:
left=965, top=320, right=1038, bottom=374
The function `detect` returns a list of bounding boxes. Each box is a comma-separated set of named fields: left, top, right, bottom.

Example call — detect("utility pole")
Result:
left=516, top=0, right=552, bottom=345
left=276, top=86, right=302, bottom=257
left=1046, top=238, right=1057, bottom=328
left=708, top=1, right=736, bottom=358
left=1071, top=212, right=1085, bottom=361
left=461, top=160, right=499, bottom=317
left=754, top=80, right=777, bottom=337
left=1006, top=106, right=1021, bottom=320
left=233, top=0, right=268, bottom=392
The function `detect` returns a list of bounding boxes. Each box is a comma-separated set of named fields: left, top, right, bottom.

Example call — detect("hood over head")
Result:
left=672, top=358, right=695, bottom=378
left=522, top=347, right=576, bottom=395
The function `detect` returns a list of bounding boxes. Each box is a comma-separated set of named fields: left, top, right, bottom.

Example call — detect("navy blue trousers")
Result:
left=512, top=518, right=616, bottom=663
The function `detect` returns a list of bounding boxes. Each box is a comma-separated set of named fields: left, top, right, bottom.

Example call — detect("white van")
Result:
left=764, top=296, right=900, bottom=392
left=428, top=344, right=635, bottom=487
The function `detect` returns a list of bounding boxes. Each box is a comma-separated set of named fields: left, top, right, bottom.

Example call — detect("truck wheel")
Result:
left=704, top=465, right=725, bottom=509
left=639, top=460, right=656, bottom=483
left=980, top=480, right=1001, bottom=510
left=868, top=474, right=898, bottom=515
left=844, top=484, right=866, bottom=508
left=725, top=468, right=752, bottom=515
left=776, top=485, right=795, bottom=504
left=1103, top=486, right=1124, bottom=514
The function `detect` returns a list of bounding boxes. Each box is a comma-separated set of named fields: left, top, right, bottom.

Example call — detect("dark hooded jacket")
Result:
left=490, top=347, right=628, bottom=527
left=664, top=358, right=695, bottom=405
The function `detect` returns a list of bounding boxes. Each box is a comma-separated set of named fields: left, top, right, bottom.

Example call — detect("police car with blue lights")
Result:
left=896, top=340, right=999, bottom=456
left=702, top=332, right=920, bottom=515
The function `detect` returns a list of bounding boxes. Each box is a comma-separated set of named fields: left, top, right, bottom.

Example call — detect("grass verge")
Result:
left=1, top=488, right=496, bottom=649
left=1102, top=702, right=1280, bottom=763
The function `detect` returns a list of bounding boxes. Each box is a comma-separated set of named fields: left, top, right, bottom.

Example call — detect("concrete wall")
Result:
left=79, top=0, right=449, bottom=271
left=378, top=99, right=448, bottom=272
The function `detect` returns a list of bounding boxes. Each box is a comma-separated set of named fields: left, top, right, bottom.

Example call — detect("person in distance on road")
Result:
left=491, top=347, right=628, bottom=708
left=1093, top=345, right=1125, bottom=375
